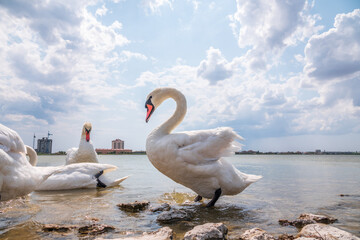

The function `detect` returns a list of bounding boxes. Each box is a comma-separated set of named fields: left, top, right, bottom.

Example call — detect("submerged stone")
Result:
left=78, top=224, right=115, bottom=235
left=298, top=213, right=337, bottom=224
left=149, top=203, right=171, bottom=212
left=42, top=224, right=77, bottom=233
left=156, top=209, right=193, bottom=223
left=279, top=213, right=337, bottom=228
left=117, top=201, right=150, bottom=212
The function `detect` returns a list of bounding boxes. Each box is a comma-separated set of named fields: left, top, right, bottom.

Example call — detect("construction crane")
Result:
left=33, top=133, right=36, bottom=149
left=47, top=131, right=53, bottom=139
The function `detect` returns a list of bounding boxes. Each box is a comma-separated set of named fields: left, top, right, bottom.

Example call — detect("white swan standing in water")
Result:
left=145, top=87, right=262, bottom=207
left=0, top=123, right=57, bottom=201
left=25, top=146, right=128, bottom=191
left=65, top=122, right=98, bottom=165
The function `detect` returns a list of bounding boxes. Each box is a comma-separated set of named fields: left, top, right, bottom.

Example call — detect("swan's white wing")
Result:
left=0, top=149, right=51, bottom=201
left=0, top=123, right=26, bottom=153
left=65, top=147, right=78, bottom=164
left=66, top=147, right=77, bottom=155
left=171, top=127, right=243, bottom=165
left=35, top=163, right=117, bottom=191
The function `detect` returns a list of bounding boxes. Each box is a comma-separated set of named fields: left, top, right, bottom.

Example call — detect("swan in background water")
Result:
left=24, top=145, right=128, bottom=191
left=65, top=122, right=98, bottom=165
left=25, top=121, right=128, bottom=191
left=0, top=123, right=56, bottom=201
left=145, top=87, right=262, bottom=207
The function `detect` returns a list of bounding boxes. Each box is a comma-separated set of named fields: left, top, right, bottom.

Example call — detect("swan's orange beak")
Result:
left=85, top=128, right=91, bottom=142
left=145, top=97, right=154, bottom=123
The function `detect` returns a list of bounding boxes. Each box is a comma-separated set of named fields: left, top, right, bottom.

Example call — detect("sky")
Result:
left=0, top=0, right=360, bottom=153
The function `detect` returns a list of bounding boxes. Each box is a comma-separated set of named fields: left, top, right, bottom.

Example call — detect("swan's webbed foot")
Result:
left=94, top=170, right=107, bottom=188
left=194, top=195, right=202, bottom=202
left=206, top=188, right=222, bottom=207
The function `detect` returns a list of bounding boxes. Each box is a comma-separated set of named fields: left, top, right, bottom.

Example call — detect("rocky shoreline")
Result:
left=40, top=201, right=359, bottom=240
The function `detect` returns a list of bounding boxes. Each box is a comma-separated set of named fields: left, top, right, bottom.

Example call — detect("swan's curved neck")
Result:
left=157, top=89, right=187, bottom=135
left=26, top=145, right=38, bottom=166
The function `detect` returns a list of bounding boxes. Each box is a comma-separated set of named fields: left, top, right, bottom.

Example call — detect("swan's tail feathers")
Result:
left=108, top=176, right=129, bottom=187
left=246, top=174, right=262, bottom=183
left=234, top=132, right=245, bottom=141
left=231, top=141, right=243, bottom=152
left=102, top=166, right=117, bottom=174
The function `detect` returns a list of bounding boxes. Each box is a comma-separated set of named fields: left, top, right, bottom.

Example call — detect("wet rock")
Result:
left=42, top=224, right=77, bottom=233
left=78, top=224, right=115, bottom=235
left=239, top=228, right=275, bottom=240
left=96, top=227, right=174, bottom=240
left=117, top=201, right=150, bottom=212
left=150, top=203, right=171, bottom=212
left=279, top=213, right=337, bottom=228
left=184, top=222, right=228, bottom=240
left=156, top=209, right=193, bottom=223
left=279, top=219, right=314, bottom=228
left=136, top=226, right=174, bottom=240
left=340, top=194, right=351, bottom=197
left=297, top=223, right=360, bottom=240
left=278, top=219, right=291, bottom=226
left=277, top=234, right=295, bottom=240
left=298, top=213, right=337, bottom=224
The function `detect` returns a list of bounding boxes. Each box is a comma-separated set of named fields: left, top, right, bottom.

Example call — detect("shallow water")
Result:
left=0, top=154, right=359, bottom=239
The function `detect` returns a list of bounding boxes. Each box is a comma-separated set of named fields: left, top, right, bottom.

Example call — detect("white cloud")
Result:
left=120, top=50, right=148, bottom=62
left=261, top=88, right=287, bottom=106
left=292, top=98, right=359, bottom=133
left=141, top=0, right=173, bottom=15
left=0, top=1, right=130, bottom=125
left=304, top=9, right=360, bottom=81
left=299, top=9, right=360, bottom=135
left=96, top=4, right=108, bottom=16
left=197, top=47, right=233, bottom=84
left=229, top=0, right=322, bottom=72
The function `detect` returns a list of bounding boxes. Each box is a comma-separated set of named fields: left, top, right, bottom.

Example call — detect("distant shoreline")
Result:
left=38, top=151, right=359, bottom=156
left=37, top=151, right=147, bottom=156
left=235, top=151, right=360, bottom=155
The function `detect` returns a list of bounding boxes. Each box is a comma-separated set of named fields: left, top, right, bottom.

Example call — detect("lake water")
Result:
left=0, top=154, right=359, bottom=239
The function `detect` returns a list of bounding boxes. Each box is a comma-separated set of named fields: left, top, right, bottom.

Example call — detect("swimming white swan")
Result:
left=26, top=148, right=129, bottom=191
left=23, top=146, right=128, bottom=191
left=65, top=122, right=98, bottom=165
left=0, top=123, right=56, bottom=201
left=145, top=87, right=262, bottom=207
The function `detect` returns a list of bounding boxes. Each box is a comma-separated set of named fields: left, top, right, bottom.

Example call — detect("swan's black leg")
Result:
left=94, top=170, right=107, bottom=188
left=94, top=170, right=103, bottom=179
left=194, top=195, right=202, bottom=202
left=206, top=188, right=222, bottom=207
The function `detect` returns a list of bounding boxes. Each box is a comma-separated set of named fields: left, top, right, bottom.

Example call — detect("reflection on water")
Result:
left=0, top=154, right=359, bottom=239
